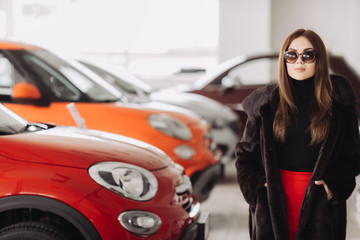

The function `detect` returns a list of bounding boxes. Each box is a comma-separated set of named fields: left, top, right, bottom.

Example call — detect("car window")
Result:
left=81, top=61, right=152, bottom=95
left=0, top=53, right=27, bottom=91
left=23, top=54, right=81, bottom=100
left=25, top=49, right=119, bottom=102
left=85, top=63, right=138, bottom=95
left=227, top=57, right=278, bottom=86
left=0, top=55, right=13, bottom=87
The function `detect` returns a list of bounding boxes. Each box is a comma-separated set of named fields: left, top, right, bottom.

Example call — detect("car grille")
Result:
left=228, top=120, right=240, bottom=135
left=217, top=144, right=229, bottom=156
left=175, top=175, right=193, bottom=212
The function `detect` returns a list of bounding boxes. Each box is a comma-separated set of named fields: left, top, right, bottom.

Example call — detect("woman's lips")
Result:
left=294, top=67, right=305, bottom=72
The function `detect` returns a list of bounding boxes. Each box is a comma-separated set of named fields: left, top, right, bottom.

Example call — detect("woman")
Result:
left=235, top=28, right=360, bottom=240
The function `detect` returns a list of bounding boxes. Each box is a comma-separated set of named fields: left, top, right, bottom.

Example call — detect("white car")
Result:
left=77, top=60, right=240, bottom=167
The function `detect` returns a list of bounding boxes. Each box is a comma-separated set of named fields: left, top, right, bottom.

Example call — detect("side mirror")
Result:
left=220, top=76, right=236, bottom=95
left=221, top=76, right=235, bottom=89
left=12, top=82, right=42, bottom=103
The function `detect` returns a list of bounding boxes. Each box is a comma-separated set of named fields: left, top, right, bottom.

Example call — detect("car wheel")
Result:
left=0, top=222, right=72, bottom=240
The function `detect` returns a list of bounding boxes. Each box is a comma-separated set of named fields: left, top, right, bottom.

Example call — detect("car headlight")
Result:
left=148, top=114, right=192, bottom=141
left=88, top=162, right=158, bottom=201
left=119, top=211, right=161, bottom=236
left=208, top=117, right=226, bottom=129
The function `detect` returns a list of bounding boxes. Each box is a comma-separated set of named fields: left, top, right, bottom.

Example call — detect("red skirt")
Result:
left=280, top=169, right=312, bottom=240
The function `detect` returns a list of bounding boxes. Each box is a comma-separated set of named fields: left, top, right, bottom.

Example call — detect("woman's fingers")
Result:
left=315, top=180, right=333, bottom=200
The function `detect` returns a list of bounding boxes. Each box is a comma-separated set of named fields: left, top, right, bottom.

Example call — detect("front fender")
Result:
left=0, top=195, right=101, bottom=240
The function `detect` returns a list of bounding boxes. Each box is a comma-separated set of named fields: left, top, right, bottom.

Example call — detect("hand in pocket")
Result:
left=315, top=180, right=333, bottom=201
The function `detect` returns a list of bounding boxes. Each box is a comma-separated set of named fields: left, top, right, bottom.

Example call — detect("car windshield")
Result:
left=79, top=60, right=153, bottom=94
left=26, top=49, right=120, bottom=102
left=192, top=56, right=247, bottom=89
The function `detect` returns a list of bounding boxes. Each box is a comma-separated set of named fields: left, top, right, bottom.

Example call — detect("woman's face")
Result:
left=286, top=36, right=316, bottom=80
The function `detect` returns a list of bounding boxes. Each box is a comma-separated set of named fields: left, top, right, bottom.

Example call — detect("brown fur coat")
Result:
left=235, top=74, right=360, bottom=240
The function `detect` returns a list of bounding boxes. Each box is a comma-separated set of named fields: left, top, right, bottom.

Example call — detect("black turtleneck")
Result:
left=276, top=76, right=321, bottom=172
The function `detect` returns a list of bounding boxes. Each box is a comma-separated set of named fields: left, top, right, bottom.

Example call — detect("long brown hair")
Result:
left=273, top=29, right=333, bottom=145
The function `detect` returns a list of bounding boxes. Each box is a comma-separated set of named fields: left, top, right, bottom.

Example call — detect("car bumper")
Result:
left=180, top=210, right=210, bottom=240
left=191, top=162, right=223, bottom=202
left=74, top=188, right=202, bottom=240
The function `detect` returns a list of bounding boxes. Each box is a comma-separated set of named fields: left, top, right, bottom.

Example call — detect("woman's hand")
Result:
left=315, top=180, right=333, bottom=201
left=264, top=182, right=268, bottom=188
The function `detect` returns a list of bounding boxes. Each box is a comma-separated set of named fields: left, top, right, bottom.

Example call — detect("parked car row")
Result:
left=0, top=41, right=226, bottom=202
left=0, top=40, right=220, bottom=239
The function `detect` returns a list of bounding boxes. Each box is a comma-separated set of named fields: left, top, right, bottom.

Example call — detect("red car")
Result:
left=0, top=104, right=208, bottom=240
left=176, top=53, right=360, bottom=135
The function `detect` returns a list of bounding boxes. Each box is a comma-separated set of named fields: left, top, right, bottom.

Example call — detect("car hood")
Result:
left=173, top=83, right=194, bottom=92
left=113, top=101, right=202, bottom=125
left=136, top=101, right=201, bottom=120
left=150, top=88, right=238, bottom=122
left=0, top=126, right=171, bottom=170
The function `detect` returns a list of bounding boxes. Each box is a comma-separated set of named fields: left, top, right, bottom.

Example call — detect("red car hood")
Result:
left=0, top=126, right=171, bottom=170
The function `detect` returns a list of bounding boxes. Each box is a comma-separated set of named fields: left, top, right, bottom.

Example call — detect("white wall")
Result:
left=218, top=0, right=360, bottom=75
left=218, top=0, right=271, bottom=63
left=271, top=0, right=360, bottom=72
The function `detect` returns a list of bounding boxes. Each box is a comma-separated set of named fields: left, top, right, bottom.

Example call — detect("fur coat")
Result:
left=235, top=74, right=360, bottom=240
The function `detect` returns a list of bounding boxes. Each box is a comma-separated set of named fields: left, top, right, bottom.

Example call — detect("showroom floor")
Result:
left=201, top=162, right=360, bottom=240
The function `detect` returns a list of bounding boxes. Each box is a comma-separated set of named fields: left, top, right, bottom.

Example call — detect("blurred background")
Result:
left=0, top=0, right=359, bottom=89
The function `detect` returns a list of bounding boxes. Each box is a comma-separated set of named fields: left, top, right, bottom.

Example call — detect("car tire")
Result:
left=0, top=222, right=72, bottom=240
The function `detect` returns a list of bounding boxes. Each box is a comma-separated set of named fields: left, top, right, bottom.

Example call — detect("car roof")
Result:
left=0, top=40, right=41, bottom=50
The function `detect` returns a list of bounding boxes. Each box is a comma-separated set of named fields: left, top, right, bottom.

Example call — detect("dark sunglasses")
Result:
left=284, top=50, right=316, bottom=63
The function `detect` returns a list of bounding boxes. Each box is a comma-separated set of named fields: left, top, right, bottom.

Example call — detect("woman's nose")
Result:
left=296, top=53, right=304, bottom=64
